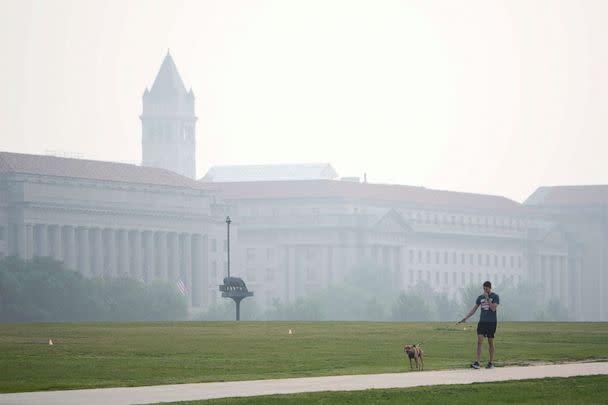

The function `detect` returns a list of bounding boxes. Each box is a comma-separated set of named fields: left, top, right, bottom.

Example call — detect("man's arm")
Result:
left=459, top=304, right=480, bottom=323
left=489, top=301, right=498, bottom=312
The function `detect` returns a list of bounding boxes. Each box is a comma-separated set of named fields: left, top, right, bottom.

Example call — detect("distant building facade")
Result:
left=525, top=185, right=608, bottom=321
left=1, top=54, right=605, bottom=320
left=210, top=180, right=580, bottom=317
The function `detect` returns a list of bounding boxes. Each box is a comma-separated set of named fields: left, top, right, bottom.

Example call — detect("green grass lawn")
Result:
left=162, top=375, right=608, bottom=404
left=0, top=321, right=606, bottom=393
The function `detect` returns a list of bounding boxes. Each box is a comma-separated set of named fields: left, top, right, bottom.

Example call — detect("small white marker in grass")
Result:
left=288, top=329, right=293, bottom=335
left=49, top=339, right=53, bottom=346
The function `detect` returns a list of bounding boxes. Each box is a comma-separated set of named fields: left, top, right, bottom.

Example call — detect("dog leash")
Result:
left=417, top=322, right=462, bottom=346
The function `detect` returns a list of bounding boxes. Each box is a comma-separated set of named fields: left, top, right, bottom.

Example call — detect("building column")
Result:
left=17, top=224, right=27, bottom=259
left=559, top=256, right=567, bottom=305
left=118, top=229, right=129, bottom=277
left=168, top=232, right=179, bottom=282
left=26, top=224, right=34, bottom=260
left=91, top=228, right=103, bottom=277
left=287, top=245, right=296, bottom=301
left=34, top=224, right=49, bottom=257
left=576, top=256, right=583, bottom=319
left=103, top=229, right=115, bottom=277
left=201, top=234, right=209, bottom=308
left=326, top=246, right=334, bottom=286
left=49, top=225, right=62, bottom=261
left=130, top=231, right=143, bottom=281
left=77, top=227, right=90, bottom=276
left=192, top=234, right=203, bottom=307
left=156, top=232, right=168, bottom=281
left=65, top=226, right=77, bottom=270
left=143, top=231, right=155, bottom=282
left=180, top=233, right=192, bottom=304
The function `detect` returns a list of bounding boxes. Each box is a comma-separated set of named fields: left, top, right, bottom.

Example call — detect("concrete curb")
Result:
left=1, top=362, right=607, bottom=405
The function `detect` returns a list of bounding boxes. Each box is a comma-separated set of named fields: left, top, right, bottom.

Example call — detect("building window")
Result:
left=265, top=268, right=275, bottom=281
left=502, top=256, right=506, bottom=267
left=418, top=250, right=422, bottom=263
left=247, top=248, right=256, bottom=262
left=452, top=252, right=457, bottom=264
left=312, top=208, right=320, bottom=224
left=409, top=250, right=414, bottom=263
left=485, top=254, right=490, bottom=266
left=494, top=255, right=498, bottom=267
left=469, top=253, right=474, bottom=266
left=435, top=272, right=440, bottom=284
left=222, top=240, right=227, bottom=252
left=478, top=254, right=483, bottom=266
left=510, top=256, right=514, bottom=268
left=212, top=261, right=217, bottom=279
left=306, top=268, right=316, bottom=282
left=444, top=252, right=448, bottom=264
left=461, top=272, right=465, bottom=285
left=211, top=239, right=217, bottom=252
left=518, top=256, right=522, bottom=268
left=452, top=272, right=457, bottom=285
left=246, top=268, right=256, bottom=282
left=435, top=251, right=440, bottom=264
left=266, top=248, right=274, bottom=261
left=461, top=253, right=465, bottom=265
left=409, top=270, right=414, bottom=282
left=0, top=226, right=4, bottom=241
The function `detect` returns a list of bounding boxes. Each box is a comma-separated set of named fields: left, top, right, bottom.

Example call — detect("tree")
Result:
left=391, top=292, right=432, bottom=321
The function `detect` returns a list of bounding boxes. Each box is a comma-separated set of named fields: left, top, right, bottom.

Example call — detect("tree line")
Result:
left=197, top=262, right=573, bottom=322
left=0, top=257, right=188, bottom=322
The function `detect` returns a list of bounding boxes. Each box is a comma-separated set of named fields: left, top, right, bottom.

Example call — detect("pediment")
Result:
left=372, top=209, right=413, bottom=233
left=541, top=227, right=568, bottom=245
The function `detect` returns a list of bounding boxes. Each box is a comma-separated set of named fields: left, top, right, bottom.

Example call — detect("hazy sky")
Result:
left=1, top=0, right=607, bottom=202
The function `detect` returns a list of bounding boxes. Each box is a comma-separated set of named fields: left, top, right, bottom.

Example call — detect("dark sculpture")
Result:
left=219, top=276, right=253, bottom=320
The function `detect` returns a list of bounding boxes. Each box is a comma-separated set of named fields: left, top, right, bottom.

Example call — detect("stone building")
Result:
left=0, top=151, right=224, bottom=308
left=526, top=185, right=608, bottom=320
left=208, top=178, right=577, bottom=316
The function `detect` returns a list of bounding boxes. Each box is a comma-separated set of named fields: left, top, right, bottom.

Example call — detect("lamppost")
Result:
left=218, top=215, right=253, bottom=321
left=226, top=216, right=231, bottom=278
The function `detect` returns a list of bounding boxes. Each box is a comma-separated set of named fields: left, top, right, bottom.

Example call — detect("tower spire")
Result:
left=141, top=53, right=198, bottom=179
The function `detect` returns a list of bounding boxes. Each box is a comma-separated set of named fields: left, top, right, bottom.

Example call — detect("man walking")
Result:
left=459, top=281, right=499, bottom=369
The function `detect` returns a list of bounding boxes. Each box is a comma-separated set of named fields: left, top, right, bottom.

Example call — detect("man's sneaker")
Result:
left=471, top=361, right=480, bottom=369
left=485, top=362, right=495, bottom=369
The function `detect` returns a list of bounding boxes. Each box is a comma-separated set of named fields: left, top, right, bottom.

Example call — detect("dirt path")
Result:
left=1, top=362, right=607, bottom=405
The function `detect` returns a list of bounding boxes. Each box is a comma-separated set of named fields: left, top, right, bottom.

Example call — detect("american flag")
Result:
left=176, top=279, right=188, bottom=296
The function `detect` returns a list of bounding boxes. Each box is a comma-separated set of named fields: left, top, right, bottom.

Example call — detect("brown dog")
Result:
left=404, top=344, right=424, bottom=371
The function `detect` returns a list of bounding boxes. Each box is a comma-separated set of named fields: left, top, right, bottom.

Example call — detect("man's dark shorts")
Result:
left=477, top=322, right=497, bottom=338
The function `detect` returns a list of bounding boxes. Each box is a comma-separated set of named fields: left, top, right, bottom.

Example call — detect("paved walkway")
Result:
left=1, top=362, right=607, bottom=405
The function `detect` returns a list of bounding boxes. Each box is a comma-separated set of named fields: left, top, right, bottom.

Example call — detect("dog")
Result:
left=404, top=344, right=424, bottom=371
